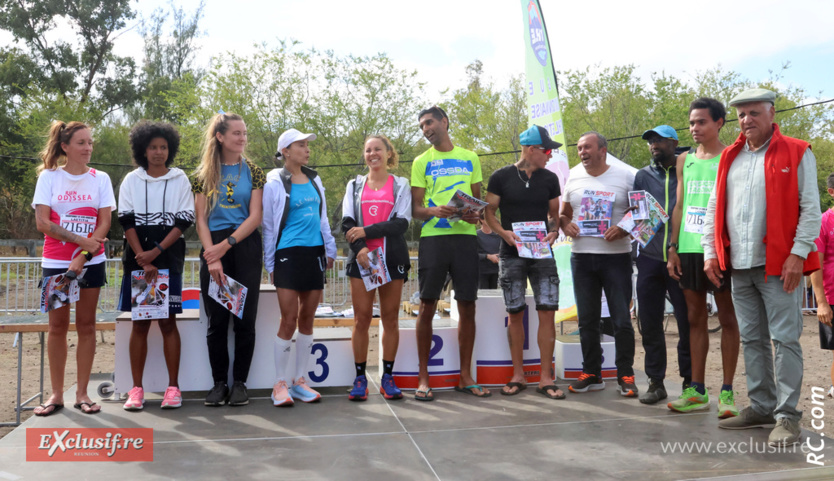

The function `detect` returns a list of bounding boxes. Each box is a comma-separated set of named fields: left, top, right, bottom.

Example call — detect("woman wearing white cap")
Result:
left=263, top=128, right=337, bottom=406
left=192, top=112, right=266, bottom=407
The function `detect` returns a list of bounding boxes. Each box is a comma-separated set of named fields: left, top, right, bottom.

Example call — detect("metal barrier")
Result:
left=0, top=257, right=421, bottom=315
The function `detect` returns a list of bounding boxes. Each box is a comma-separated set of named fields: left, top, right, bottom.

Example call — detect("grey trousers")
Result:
left=731, top=267, right=804, bottom=421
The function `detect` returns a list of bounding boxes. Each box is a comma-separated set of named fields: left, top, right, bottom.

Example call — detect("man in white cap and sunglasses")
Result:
left=702, top=88, right=821, bottom=446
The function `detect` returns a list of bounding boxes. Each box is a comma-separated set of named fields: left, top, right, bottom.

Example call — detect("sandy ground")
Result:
left=2, top=316, right=832, bottom=440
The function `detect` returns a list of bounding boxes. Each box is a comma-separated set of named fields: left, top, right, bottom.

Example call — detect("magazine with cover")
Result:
left=577, top=189, right=615, bottom=237
left=208, top=274, right=248, bottom=318
left=39, top=270, right=84, bottom=313
left=616, top=191, right=670, bottom=247
left=359, top=247, right=391, bottom=291
left=130, top=269, right=170, bottom=320
left=628, top=190, right=651, bottom=220
left=512, top=221, right=552, bottom=259
left=446, top=189, right=488, bottom=222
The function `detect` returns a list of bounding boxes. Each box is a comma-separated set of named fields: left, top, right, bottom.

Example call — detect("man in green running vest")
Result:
left=667, top=98, right=740, bottom=418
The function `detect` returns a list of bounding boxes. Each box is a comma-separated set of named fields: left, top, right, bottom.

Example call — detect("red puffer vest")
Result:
left=713, top=123, right=819, bottom=276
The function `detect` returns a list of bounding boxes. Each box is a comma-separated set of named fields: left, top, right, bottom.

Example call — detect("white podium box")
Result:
left=380, top=317, right=460, bottom=390
left=554, top=334, right=617, bottom=380
left=466, top=290, right=553, bottom=386
left=114, top=285, right=354, bottom=397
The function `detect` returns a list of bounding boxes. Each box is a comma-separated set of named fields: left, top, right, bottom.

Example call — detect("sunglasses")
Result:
left=532, top=146, right=552, bottom=155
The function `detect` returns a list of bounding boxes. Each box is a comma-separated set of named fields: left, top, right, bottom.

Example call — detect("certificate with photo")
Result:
left=512, top=221, right=552, bottom=259
left=208, top=274, right=248, bottom=318
left=359, top=247, right=392, bottom=291
left=130, top=269, right=170, bottom=320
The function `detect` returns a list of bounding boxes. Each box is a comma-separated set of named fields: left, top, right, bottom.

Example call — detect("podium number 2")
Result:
left=308, top=343, right=329, bottom=383
left=428, top=335, right=443, bottom=366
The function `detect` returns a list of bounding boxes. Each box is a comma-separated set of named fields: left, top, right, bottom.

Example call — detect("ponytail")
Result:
left=37, top=120, right=90, bottom=174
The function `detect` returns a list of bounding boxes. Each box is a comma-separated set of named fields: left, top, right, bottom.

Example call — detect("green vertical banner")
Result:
left=520, top=0, right=568, bottom=170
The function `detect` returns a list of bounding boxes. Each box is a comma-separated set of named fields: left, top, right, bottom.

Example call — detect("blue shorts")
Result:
left=117, top=270, right=183, bottom=315
left=498, top=256, right=559, bottom=314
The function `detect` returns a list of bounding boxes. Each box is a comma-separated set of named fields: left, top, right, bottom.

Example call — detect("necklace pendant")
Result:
left=525, top=181, right=529, bottom=188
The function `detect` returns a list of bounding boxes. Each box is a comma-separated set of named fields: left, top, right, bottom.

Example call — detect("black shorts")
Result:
left=42, top=262, right=106, bottom=289
left=346, top=259, right=410, bottom=280
left=821, top=322, right=834, bottom=350
left=417, top=235, right=478, bottom=301
left=273, top=245, right=326, bottom=291
left=679, top=253, right=730, bottom=292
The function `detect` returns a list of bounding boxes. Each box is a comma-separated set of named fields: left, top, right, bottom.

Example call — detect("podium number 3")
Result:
left=308, top=343, right=329, bottom=382
left=428, top=335, right=443, bottom=366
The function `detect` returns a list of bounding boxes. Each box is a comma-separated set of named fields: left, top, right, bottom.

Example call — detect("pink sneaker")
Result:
left=123, top=386, right=144, bottom=411
left=161, top=386, right=182, bottom=409
left=271, top=380, right=294, bottom=407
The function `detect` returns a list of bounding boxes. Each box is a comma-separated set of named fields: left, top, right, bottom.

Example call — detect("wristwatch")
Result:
left=81, top=250, right=93, bottom=261
left=227, top=235, right=237, bottom=246
left=667, top=242, right=679, bottom=251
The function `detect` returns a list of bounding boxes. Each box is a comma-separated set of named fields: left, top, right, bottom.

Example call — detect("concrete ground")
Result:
left=1, top=372, right=833, bottom=481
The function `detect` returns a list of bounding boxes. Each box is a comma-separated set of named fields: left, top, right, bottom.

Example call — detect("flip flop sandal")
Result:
left=500, top=382, right=527, bottom=396
left=536, top=385, right=566, bottom=400
left=454, top=385, right=492, bottom=398
left=34, top=403, right=64, bottom=417
left=414, top=388, right=434, bottom=402
left=73, top=402, right=101, bottom=414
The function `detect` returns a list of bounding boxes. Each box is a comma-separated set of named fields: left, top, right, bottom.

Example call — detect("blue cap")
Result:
left=519, top=125, right=562, bottom=149
left=641, top=125, right=678, bottom=141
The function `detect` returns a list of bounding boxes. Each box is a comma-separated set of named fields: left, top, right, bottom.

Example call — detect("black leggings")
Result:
left=200, top=228, right=263, bottom=384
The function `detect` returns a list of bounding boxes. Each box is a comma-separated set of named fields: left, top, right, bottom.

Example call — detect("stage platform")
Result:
left=1, top=372, right=833, bottom=480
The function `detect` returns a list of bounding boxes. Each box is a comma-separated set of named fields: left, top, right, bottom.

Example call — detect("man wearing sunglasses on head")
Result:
left=484, top=125, right=564, bottom=399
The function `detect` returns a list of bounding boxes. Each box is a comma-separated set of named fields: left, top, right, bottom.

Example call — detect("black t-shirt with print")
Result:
left=487, top=164, right=560, bottom=256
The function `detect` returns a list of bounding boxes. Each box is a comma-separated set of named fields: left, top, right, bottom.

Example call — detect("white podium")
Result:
left=380, top=317, right=461, bottom=390
left=465, top=290, right=554, bottom=386
left=114, top=285, right=354, bottom=397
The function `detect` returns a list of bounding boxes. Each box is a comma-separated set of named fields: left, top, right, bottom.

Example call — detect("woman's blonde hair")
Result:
left=195, top=112, right=246, bottom=213
left=38, top=120, right=90, bottom=174
left=366, top=134, right=399, bottom=168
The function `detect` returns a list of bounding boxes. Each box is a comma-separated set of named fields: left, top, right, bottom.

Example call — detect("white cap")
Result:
left=276, top=128, right=316, bottom=159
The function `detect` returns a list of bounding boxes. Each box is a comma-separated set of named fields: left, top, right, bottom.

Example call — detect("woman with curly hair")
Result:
left=118, top=121, right=194, bottom=411
left=341, top=135, right=411, bottom=401
left=32, top=120, right=115, bottom=416
left=193, top=113, right=265, bottom=407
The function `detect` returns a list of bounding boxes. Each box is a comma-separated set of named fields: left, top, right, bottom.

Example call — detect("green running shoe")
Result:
left=668, top=386, right=710, bottom=413
left=718, top=390, right=739, bottom=418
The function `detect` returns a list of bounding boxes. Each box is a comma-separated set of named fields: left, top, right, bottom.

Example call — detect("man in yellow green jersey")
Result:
left=411, top=106, right=488, bottom=401
left=666, top=98, right=740, bottom=417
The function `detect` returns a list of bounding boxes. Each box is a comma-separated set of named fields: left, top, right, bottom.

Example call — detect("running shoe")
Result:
left=161, top=386, right=182, bottom=409
left=617, top=375, right=639, bottom=397
left=569, top=373, right=605, bottom=393
left=668, top=386, right=710, bottom=413
left=271, top=380, right=294, bottom=407
left=379, top=373, right=403, bottom=400
left=205, top=381, right=229, bottom=406
left=349, top=375, right=368, bottom=401
left=123, top=386, right=145, bottom=411
left=290, top=377, right=321, bottom=403
left=717, top=389, right=739, bottom=418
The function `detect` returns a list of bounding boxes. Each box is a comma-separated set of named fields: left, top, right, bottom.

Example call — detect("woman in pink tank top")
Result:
left=341, top=135, right=413, bottom=401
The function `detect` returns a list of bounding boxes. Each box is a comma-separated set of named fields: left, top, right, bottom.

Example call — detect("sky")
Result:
left=2, top=0, right=833, bottom=100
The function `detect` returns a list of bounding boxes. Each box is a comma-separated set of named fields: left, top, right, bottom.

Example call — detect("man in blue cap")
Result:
left=484, top=124, right=564, bottom=399
left=634, top=125, right=692, bottom=405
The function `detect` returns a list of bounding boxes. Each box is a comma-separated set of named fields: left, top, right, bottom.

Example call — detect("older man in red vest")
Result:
left=702, top=88, right=821, bottom=447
